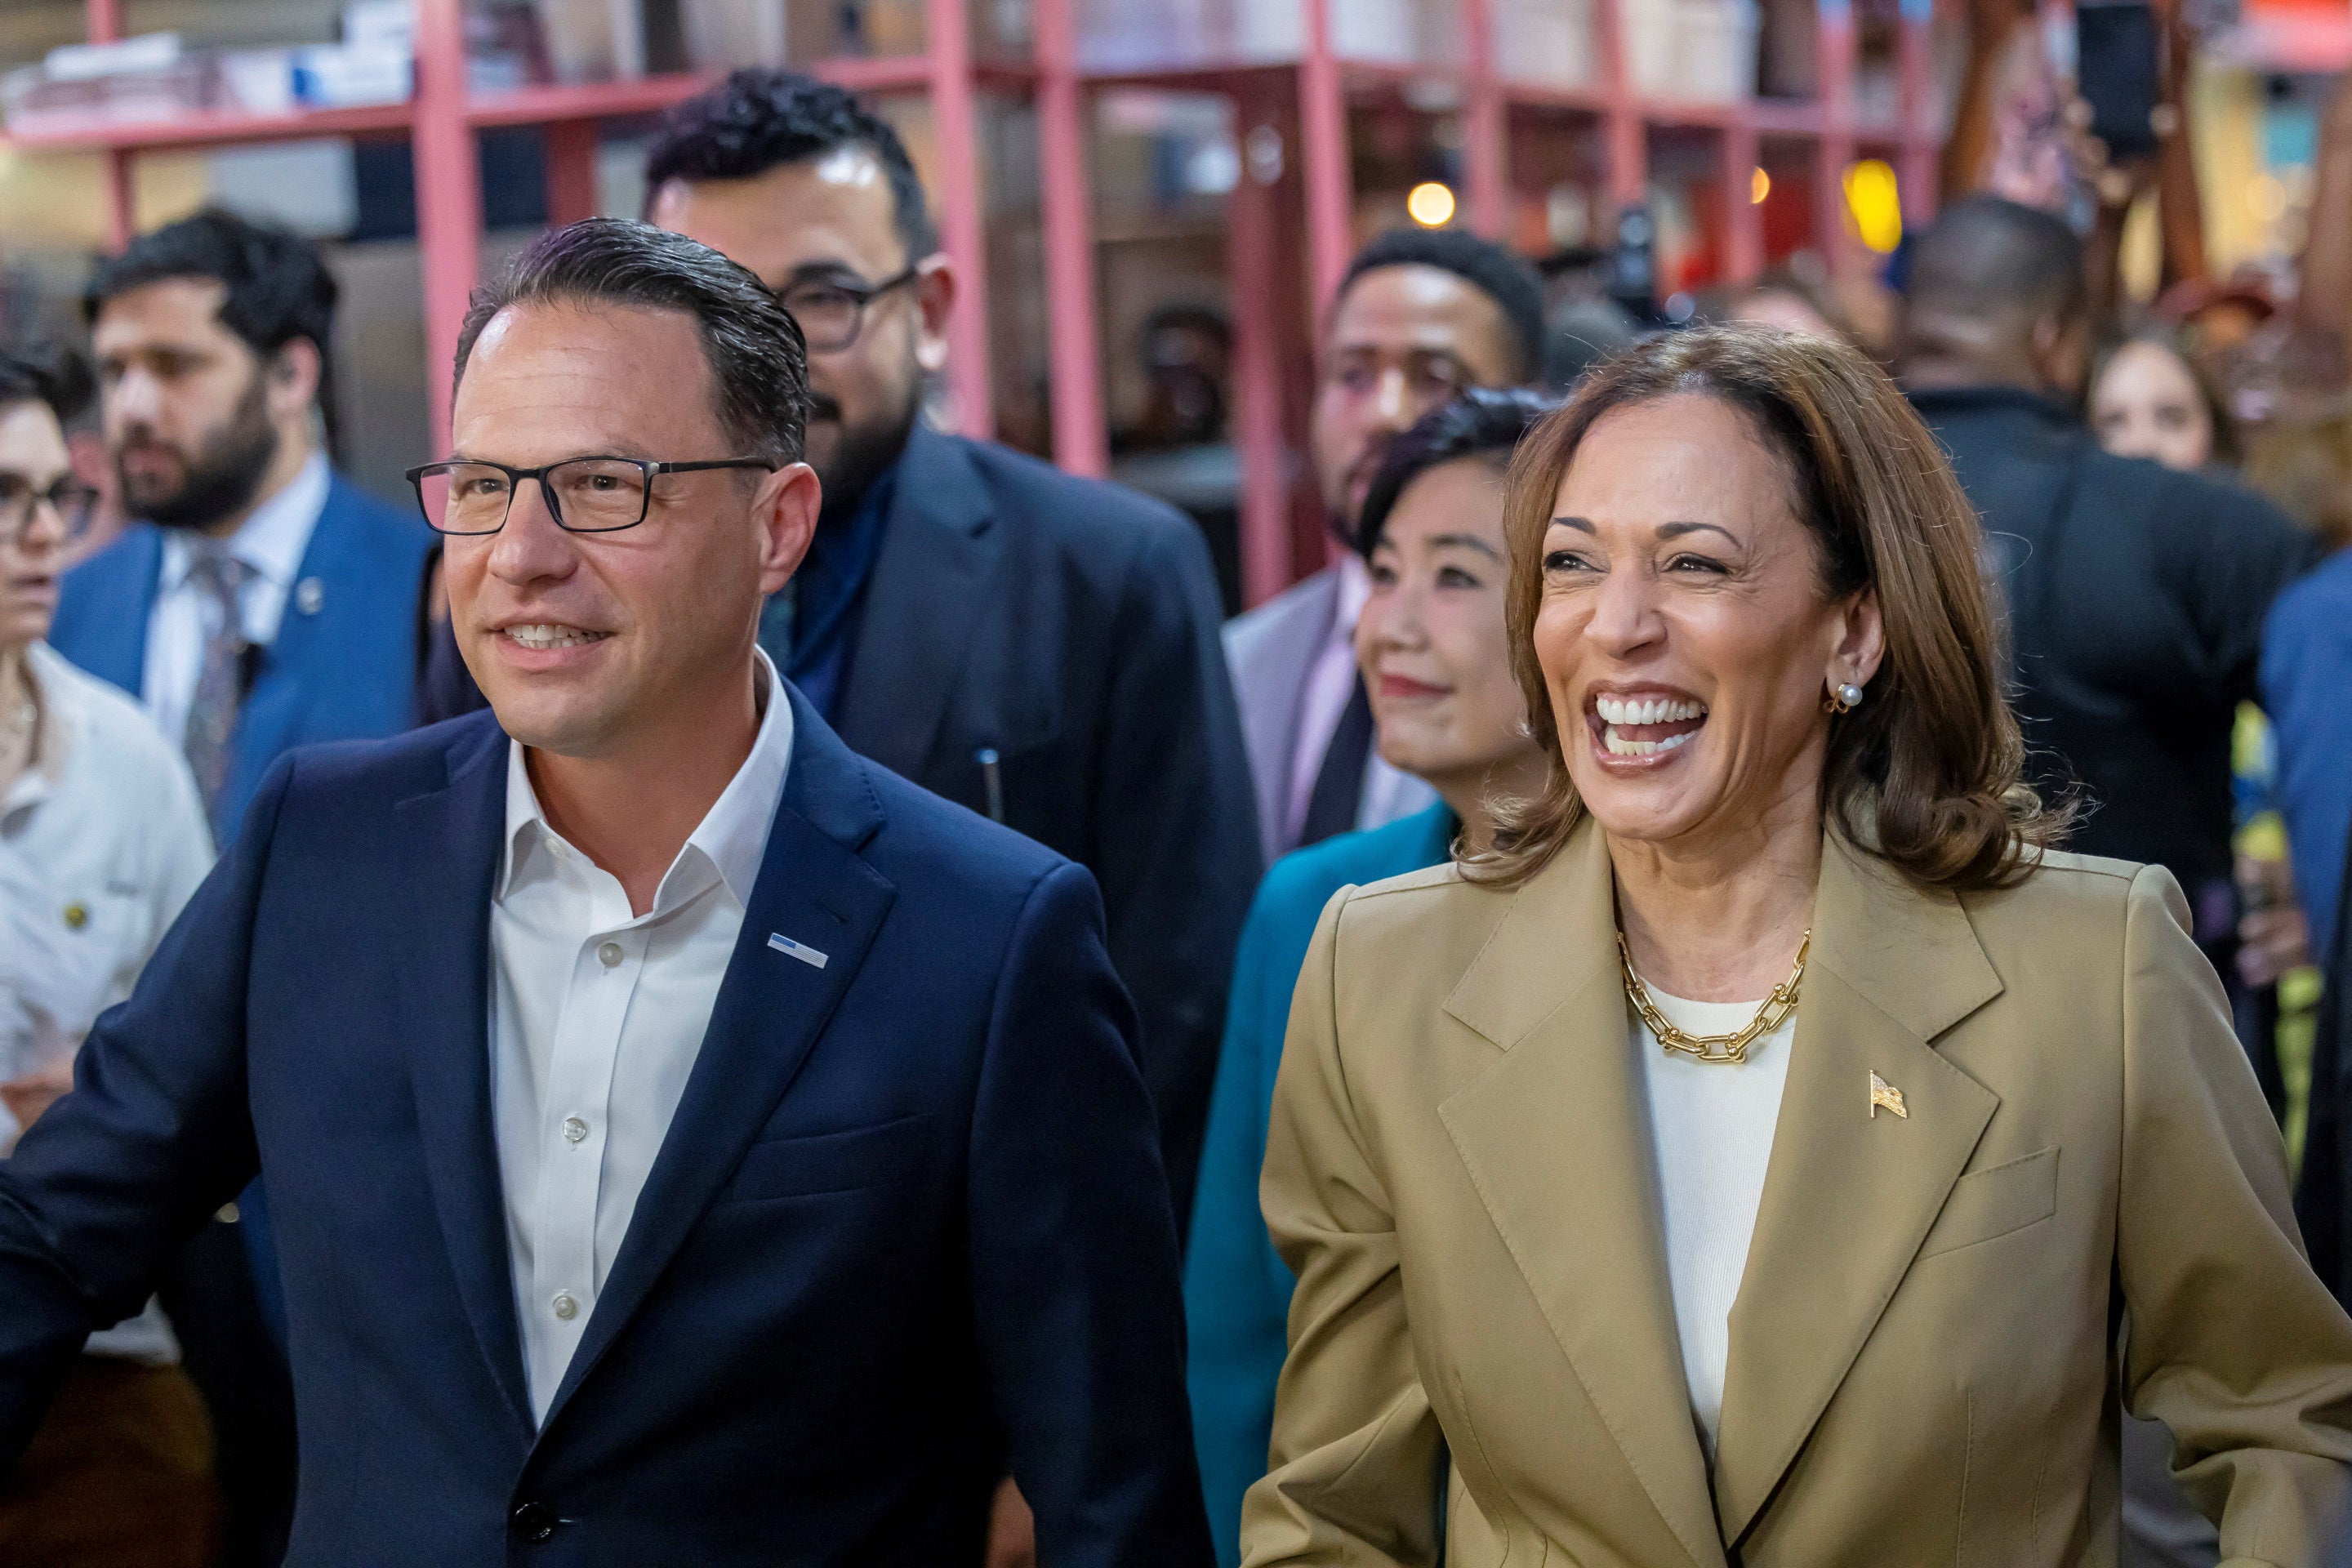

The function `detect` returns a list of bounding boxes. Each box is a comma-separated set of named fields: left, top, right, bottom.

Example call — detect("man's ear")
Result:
left=266, top=338, right=323, bottom=421
left=911, top=255, right=955, bottom=376
left=2029, top=313, right=2092, bottom=402
left=754, top=461, right=822, bottom=599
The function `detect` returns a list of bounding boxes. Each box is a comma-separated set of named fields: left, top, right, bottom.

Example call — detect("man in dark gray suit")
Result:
left=1223, top=229, right=1543, bottom=865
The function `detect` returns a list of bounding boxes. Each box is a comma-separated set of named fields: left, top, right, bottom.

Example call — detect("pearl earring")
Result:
left=1824, top=681, right=1865, bottom=715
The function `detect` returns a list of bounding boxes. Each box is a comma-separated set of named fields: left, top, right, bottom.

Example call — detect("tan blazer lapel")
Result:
left=1712, top=835, right=2005, bottom=1546
left=1439, top=824, right=1726, bottom=1568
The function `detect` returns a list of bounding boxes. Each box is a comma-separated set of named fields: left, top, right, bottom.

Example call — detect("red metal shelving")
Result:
left=22, top=0, right=1940, bottom=604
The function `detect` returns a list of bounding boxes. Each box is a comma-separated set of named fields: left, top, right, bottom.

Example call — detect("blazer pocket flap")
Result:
left=1918, top=1147, right=2059, bottom=1259
left=724, top=1113, right=935, bottom=1202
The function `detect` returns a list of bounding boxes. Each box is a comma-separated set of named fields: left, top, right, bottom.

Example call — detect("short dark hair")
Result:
left=644, top=70, right=938, bottom=263
left=0, top=339, right=94, bottom=425
left=1339, top=229, right=1547, bottom=381
left=1356, top=386, right=1558, bottom=555
left=1143, top=303, right=1232, bottom=354
left=452, top=218, right=809, bottom=465
left=1904, top=195, right=2086, bottom=328
left=84, top=208, right=338, bottom=365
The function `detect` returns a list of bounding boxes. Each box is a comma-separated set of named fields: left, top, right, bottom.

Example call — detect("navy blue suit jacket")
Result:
left=47, top=471, right=433, bottom=838
left=421, top=424, right=1263, bottom=1232
left=0, top=692, right=1213, bottom=1566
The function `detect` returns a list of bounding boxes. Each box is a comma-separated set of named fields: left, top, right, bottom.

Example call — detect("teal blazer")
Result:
left=1184, top=803, right=1458, bottom=1566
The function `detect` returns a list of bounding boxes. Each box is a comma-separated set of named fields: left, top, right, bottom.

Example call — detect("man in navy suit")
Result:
left=420, top=76, right=1260, bottom=1248
left=0, top=218, right=1210, bottom=1564
left=44, top=207, right=432, bottom=1566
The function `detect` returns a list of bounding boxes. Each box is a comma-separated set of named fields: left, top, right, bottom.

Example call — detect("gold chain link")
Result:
left=1617, top=929, right=1811, bottom=1066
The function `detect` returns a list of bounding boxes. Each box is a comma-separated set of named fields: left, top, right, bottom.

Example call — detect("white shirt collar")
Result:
left=1, top=643, right=85, bottom=818
left=156, top=452, right=332, bottom=595
left=497, top=648, right=795, bottom=911
left=1333, top=550, right=1373, bottom=644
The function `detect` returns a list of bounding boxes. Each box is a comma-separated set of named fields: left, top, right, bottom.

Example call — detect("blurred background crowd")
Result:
left=2, top=0, right=2352, bottom=1565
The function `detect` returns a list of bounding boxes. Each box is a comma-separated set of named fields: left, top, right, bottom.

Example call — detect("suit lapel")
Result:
left=1711, top=835, right=2003, bottom=1545
left=539, top=691, right=898, bottom=1429
left=1437, top=824, right=1726, bottom=1568
left=61, top=526, right=161, bottom=697
left=229, top=483, right=360, bottom=812
left=388, top=711, right=532, bottom=1435
left=1226, top=568, right=1339, bottom=864
left=831, top=422, right=1000, bottom=780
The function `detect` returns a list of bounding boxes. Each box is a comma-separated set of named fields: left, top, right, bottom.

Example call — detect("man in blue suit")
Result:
left=51, top=208, right=432, bottom=842
left=0, top=216, right=1209, bottom=1566
left=45, top=207, right=432, bottom=1566
left=421, top=78, right=1261, bottom=1254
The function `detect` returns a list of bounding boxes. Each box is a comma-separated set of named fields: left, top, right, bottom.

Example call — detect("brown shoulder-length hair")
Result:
left=1463, top=324, right=2069, bottom=891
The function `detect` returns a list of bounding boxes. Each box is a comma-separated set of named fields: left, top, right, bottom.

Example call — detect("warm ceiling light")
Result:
left=1842, top=158, right=1903, bottom=253
left=1407, top=181, right=1457, bottom=228
left=1750, top=166, right=1770, bottom=204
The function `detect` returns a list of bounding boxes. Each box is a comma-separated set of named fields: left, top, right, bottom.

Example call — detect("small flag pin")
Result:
left=768, top=933, right=829, bottom=969
left=1869, top=1070, right=1908, bottom=1120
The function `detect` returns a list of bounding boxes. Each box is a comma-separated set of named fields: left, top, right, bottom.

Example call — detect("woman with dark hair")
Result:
left=0, top=345, right=216, bottom=1566
left=2090, top=325, right=2239, bottom=474
left=1241, top=327, right=2352, bottom=1566
left=1185, top=386, right=1554, bottom=1565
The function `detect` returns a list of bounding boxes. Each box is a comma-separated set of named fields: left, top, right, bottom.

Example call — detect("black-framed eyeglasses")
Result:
left=774, top=264, right=921, bottom=354
left=403, top=456, right=776, bottom=537
left=0, top=474, right=100, bottom=547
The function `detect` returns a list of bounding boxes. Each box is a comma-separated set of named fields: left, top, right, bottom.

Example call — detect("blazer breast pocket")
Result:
left=721, top=1113, right=936, bottom=1204
left=1918, top=1147, right=2060, bottom=1259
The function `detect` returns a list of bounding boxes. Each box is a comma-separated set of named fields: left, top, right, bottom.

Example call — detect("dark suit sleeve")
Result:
left=2160, top=473, right=2324, bottom=707
left=0, top=755, right=292, bottom=1463
left=1093, top=515, right=1263, bottom=1232
left=968, top=860, right=1216, bottom=1568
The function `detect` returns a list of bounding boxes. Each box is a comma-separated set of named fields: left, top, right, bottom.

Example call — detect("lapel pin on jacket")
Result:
left=294, top=577, right=325, bottom=616
left=1870, top=1070, right=1909, bottom=1120
left=768, top=933, right=829, bottom=969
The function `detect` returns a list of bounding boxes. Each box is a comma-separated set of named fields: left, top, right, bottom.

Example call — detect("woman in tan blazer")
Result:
left=1241, top=326, right=2352, bottom=1567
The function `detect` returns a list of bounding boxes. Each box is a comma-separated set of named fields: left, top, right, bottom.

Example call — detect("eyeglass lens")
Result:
left=0, top=476, right=97, bottom=542
left=776, top=283, right=865, bottom=353
left=417, top=459, right=653, bottom=535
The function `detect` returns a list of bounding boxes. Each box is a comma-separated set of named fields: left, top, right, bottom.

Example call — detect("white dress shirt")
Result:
left=140, top=452, right=330, bottom=748
left=1281, top=554, right=1436, bottom=845
left=491, top=652, right=793, bottom=1423
left=1631, top=983, right=1796, bottom=1462
left=1, top=641, right=215, bottom=1363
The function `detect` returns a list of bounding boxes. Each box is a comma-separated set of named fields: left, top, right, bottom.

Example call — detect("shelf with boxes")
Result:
left=1, top=0, right=1942, bottom=612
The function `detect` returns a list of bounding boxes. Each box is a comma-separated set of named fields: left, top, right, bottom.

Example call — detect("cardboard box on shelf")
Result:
left=1495, top=0, right=1597, bottom=90
left=536, top=0, right=648, bottom=81
left=679, top=0, right=788, bottom=70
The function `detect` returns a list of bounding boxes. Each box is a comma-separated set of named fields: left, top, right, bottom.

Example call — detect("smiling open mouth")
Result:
left=1590, top=693, right=1708, bottom=757
left=503, top=623, right=612, bottom=651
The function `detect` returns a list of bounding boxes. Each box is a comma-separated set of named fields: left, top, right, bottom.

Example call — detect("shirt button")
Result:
left=562, top=1116, right=587, bottom=1144
left=551, top=1292, right=578, bottom=1321
left=597, top=942, right=623, bottom=969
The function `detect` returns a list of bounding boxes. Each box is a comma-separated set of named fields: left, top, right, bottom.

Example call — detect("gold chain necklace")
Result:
left=1618, top=929, right=1811, bottom=1065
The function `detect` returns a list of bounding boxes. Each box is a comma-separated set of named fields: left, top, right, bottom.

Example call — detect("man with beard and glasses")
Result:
left=45, top=207, right=434, bottom=1568
left=420, top=72, right=1258, bottom=1257
left=1223, top=229, right=1544, bottom=866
